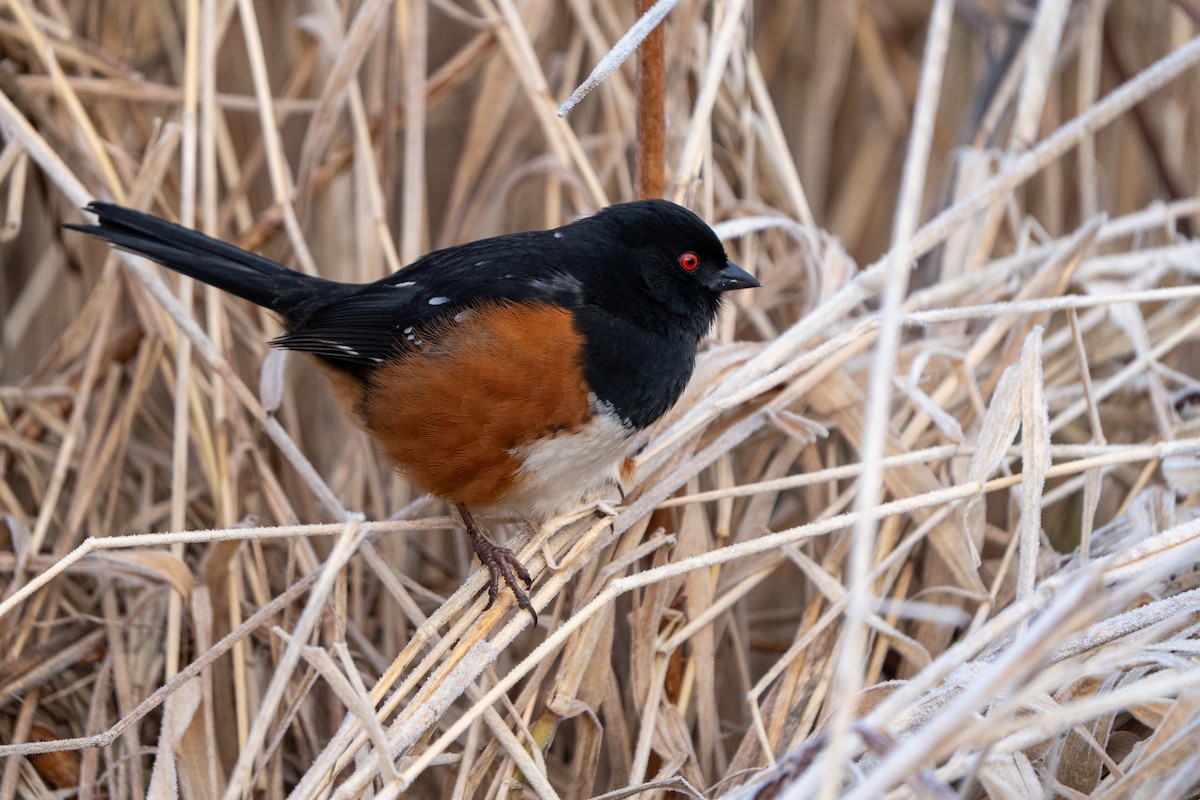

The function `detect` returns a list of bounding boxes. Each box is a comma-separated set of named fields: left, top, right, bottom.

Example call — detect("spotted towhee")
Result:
left=68, top=200, right=760, bottom=619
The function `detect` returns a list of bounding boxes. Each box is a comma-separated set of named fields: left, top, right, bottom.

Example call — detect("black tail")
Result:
left=65, top=202, right=333, bottom=321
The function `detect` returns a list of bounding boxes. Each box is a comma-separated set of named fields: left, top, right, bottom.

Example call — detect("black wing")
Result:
left=271, top=230, right=586, bottom=368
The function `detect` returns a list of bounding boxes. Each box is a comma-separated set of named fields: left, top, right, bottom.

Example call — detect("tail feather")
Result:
left=65, top=202, right=329, bottom=320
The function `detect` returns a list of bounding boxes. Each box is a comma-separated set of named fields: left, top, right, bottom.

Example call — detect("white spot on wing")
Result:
left=428, top=296, right=450, bottom=305
left=391, top=281, right=415, bottom=288
left=335, top=344, right=359, bottom=356
left=553, top=231, right=563, bottom=239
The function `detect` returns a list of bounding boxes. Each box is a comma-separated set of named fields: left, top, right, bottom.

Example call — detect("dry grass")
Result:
left=2, top=1, right=1200, bottom=797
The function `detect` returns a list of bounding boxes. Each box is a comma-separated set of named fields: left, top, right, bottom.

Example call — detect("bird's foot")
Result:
left=457, top=505, right=537, bottom=624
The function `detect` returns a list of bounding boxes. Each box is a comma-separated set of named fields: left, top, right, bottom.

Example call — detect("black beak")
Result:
left=713, top=259, right=760, bottom=291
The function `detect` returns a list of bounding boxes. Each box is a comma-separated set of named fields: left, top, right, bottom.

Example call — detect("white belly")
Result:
left=501, top=407, right=632, bottom=521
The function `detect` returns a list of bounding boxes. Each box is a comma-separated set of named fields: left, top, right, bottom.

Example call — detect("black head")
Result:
left=568, top=200, right=759, bottom=338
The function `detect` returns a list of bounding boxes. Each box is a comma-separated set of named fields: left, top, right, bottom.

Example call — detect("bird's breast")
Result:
left=352, top=301, right=634, bottom=515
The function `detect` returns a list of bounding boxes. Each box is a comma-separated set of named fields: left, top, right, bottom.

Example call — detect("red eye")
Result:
left=678, top=252, right=699, bottom=272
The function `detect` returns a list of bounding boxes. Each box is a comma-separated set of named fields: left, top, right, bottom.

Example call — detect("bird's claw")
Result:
left=475, top=539, right=537, bottom=624
left=458, top=504, right=538, bottom=624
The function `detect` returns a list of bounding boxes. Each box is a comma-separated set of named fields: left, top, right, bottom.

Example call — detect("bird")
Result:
left=67, top=199, right=760, bottom=620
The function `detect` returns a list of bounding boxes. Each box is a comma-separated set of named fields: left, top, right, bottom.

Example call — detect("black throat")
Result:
left=572, top=307, right=706, bottom=431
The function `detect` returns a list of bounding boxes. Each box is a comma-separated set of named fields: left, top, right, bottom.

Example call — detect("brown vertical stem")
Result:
left=1102, top=14, right=1192, bottom=237
left=635, top=0, right=665, bottom=199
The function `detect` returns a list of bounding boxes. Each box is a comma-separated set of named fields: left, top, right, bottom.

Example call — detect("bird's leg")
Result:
left=456, top=504, right=537, bottom=623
